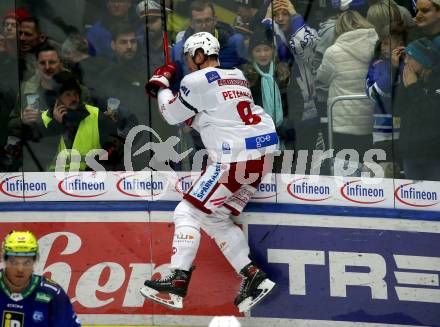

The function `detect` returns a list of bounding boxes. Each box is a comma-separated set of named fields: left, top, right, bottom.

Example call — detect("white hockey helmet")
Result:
left=183, top=32, right=220, bottom=57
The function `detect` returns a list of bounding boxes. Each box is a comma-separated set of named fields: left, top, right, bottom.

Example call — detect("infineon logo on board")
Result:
left=395, top=182, right=439, bottom=207
left=175, top=175, right=194, bottom=194
left=287, top=178, right=331, bottom=202
left=58, top=175, right=106, bottom=198
left=253, top=182, right=277, bottom=200
left=117, top=173, right=165, bottom=198
left=0, top=175, right=48, bottom=198
left=175, top=175, right=277, bottom=200
left=340, top=180, right=385, bottom=204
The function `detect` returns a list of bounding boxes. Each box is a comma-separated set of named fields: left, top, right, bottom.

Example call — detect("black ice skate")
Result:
left=140, top=268, right=193, bottom=309
left=234, top=263, right=276, bottom=312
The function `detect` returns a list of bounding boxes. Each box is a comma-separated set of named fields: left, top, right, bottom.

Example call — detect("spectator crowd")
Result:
left=0, top=0, right=439, bottom=179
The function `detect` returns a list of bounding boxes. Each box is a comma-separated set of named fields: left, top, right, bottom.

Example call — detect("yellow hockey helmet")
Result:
left=2, top=231, right=39, bottom=257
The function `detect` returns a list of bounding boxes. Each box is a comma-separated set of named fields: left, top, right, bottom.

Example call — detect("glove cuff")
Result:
left=145, top=75, right=171, bottom=98
left=150, top=75, right=170, bottom=89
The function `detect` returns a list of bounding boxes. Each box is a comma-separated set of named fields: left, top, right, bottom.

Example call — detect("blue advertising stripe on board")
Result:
left=248, top=224, right=440, bottom=326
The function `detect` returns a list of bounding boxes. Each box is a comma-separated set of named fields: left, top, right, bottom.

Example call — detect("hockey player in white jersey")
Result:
left=140, top=31, right=277, bottom=312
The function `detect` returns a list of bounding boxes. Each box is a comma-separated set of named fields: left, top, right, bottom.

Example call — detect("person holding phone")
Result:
left=39, top=71, right=122, bottom=171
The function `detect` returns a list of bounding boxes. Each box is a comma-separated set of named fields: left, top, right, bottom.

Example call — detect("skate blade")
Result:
left=238, top=279, right=276, bottom=313
left=139, top=286, right=183, bottom=310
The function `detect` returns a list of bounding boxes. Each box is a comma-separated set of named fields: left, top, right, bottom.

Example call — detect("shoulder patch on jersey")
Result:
left=180, top=85, right=190, bottom=96
left=217, top=78, right=249, bottom=87
left=42, top=276, right=59, bottom=287
left=35, top=291, right=53, bottom=303
left=41, top=277, right=60, bottom=293
left=205, top=71, right=221, bottom=83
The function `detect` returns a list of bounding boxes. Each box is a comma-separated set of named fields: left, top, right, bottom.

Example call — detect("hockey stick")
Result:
left=158, top=0, right=187, bottom=170
left=160, top=0, right=170, bottom=64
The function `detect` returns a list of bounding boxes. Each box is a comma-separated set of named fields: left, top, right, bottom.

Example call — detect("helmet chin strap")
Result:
left=190, top=55, right=200, bottom=70
left=191, top=53, right=208, bottom=70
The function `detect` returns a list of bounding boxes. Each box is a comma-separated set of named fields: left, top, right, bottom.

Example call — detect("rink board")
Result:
left=0, top=208, right=439, bottom=327
left=2, top=171, right=440, bottom=211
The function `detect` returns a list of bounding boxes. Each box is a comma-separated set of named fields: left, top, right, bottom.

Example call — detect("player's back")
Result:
left=180, top=66, right=278, bottom=163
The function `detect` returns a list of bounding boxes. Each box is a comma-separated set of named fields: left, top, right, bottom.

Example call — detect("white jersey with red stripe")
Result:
left=157, top=66, right=278, bottom=163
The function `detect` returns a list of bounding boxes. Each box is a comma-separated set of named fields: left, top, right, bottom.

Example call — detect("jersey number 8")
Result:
left=237, top=101, right=261, bottom=125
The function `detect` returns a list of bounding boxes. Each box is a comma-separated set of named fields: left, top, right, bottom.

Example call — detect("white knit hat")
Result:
left=136, top=0, right=171, bottom=18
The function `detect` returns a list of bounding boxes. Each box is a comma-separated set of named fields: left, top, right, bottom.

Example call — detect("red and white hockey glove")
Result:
left=145, top=62, right=177, bottom=98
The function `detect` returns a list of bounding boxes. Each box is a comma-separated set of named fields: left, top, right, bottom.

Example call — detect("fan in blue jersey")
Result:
left=0, top=230, right=81, bottom=327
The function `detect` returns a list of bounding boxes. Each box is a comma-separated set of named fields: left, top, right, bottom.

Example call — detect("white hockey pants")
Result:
left=170, top=199, right=251, bottom=273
